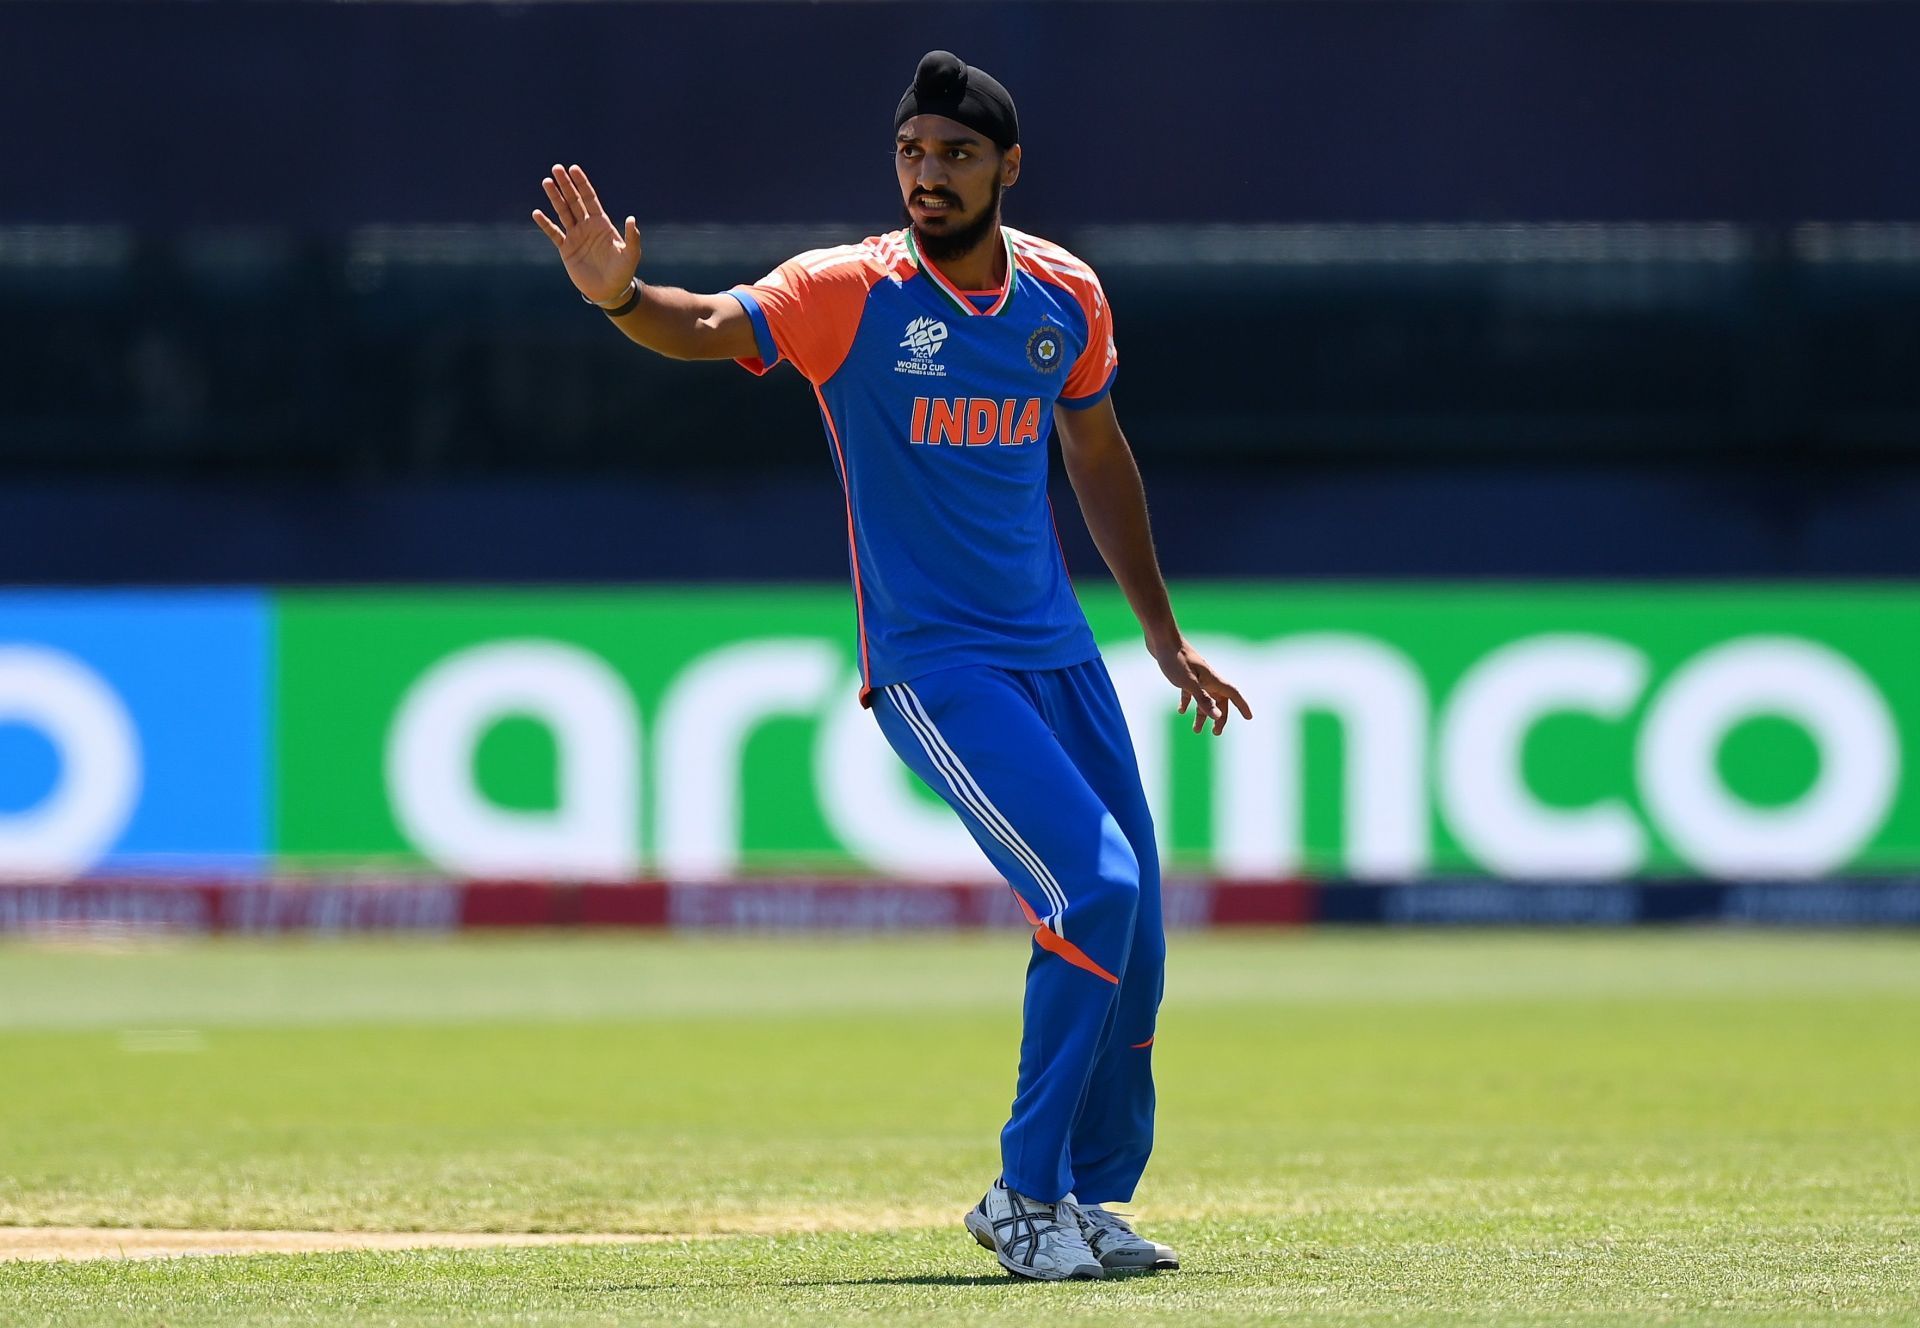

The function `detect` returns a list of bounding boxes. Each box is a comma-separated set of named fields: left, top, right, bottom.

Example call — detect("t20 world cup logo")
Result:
left=899, top=317, right=949, bottom=359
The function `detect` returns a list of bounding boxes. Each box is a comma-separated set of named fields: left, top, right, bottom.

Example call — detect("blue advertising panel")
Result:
left=0, top=591, right=269, bottom=874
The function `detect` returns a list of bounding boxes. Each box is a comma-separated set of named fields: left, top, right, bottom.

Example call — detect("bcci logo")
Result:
left=1026, top=326, right=1064, bottom=374
left=899, top=317, right=948, bottom=359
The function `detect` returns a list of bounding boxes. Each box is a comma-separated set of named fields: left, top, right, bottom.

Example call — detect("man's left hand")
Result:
left=1151, top=635, right=1252, bottom=735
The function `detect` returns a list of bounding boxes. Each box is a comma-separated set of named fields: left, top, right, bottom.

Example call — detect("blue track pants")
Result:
left=873, top=657, right=1163, bottom=1204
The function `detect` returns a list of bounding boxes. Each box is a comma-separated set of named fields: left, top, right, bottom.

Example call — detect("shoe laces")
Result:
left=1012, top=1190, right=1092, bottom=1248
left=1075, top=1203, right=1139, bottom=1237
left=1032, top=1200, right=1083, bottom=1241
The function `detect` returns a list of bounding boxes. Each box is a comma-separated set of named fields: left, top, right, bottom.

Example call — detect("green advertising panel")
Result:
left=275, top=584, right=1920, bottom=878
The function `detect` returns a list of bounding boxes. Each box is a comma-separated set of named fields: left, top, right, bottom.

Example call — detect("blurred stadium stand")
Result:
left=4, top=0, right=1918, bottom=582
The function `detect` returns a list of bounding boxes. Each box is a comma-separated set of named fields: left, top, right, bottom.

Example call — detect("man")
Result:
left=532, top=49, right=1250, bottom=1281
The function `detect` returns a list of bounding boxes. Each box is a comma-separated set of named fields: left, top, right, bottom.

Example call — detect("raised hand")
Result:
left=531, top=163, right=641, bottom=304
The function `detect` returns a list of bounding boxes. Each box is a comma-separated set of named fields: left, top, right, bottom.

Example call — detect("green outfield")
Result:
left=0, top=931, right=1915, bottom=1326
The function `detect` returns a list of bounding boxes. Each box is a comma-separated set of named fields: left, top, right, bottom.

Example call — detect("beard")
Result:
left=903, top=177, right=1004, bottom=264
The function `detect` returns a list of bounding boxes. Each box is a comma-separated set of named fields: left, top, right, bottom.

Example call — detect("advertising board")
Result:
left=4, top=586, right=1913, bottom=880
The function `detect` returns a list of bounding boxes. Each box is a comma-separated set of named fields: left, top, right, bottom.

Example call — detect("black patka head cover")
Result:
left=894, top=50, right=1020, bottom=151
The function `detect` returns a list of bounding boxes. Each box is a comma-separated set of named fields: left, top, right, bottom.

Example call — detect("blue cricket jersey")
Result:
left=727, top=225, right=1118, bottom=701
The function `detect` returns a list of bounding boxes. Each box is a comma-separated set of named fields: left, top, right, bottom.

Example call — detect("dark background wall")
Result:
left=10, top=0, right=1919, bottom=227
left=3, top=1, right=1917, bottom=583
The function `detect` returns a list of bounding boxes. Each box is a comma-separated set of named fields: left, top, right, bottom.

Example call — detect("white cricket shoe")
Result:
left=1066, top=1201, right=1181, bottom=1271
left=964, top=1179, right=1106, bottom=1281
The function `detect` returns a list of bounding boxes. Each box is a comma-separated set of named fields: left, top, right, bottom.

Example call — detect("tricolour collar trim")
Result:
left=903, top=228, right=1017, bottom=318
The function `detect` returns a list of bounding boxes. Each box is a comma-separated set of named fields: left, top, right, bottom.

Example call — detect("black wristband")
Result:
left=587, top=279, right=642, bottom=318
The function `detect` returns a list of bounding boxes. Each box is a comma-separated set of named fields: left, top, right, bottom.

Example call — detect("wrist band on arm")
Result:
left=586, top=278, right=642, bottom=317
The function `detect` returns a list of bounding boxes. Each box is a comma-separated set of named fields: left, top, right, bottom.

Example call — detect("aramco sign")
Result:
left=2, top=586, right=1913, bottom=881
left=375, top=629, right=1899, bottom=882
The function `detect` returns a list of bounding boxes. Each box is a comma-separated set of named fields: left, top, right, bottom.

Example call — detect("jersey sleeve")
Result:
left=1058, top=267, right=1118, bottom=410
left=725, top=251, right=874, bottom=385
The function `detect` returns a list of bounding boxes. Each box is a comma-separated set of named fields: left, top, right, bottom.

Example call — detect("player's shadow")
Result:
left=788, top=1269, right=1174, bottom=1286
left=783, top=1274, right=1008, bottom=1287
left=566, top=1275, right=1003, bottom=1292
left=571, top=1270, right=1178, bottom=1292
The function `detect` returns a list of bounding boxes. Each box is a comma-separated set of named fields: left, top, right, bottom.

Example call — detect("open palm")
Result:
left=531, top=163, right=641, bottom=304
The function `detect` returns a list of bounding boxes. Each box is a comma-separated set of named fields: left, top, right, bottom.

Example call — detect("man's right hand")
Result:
left=532, top=163, right=641, bottom=305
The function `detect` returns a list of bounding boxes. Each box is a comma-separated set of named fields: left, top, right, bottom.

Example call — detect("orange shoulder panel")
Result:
left=731, top=234, right=906, bottom=384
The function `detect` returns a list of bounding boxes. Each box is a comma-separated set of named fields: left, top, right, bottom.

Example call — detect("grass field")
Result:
left=0, top=930, right=1916, bottom=1326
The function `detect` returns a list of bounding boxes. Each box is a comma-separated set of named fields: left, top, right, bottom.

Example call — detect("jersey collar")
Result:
left=903, top=227, right=1017, bottom=318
